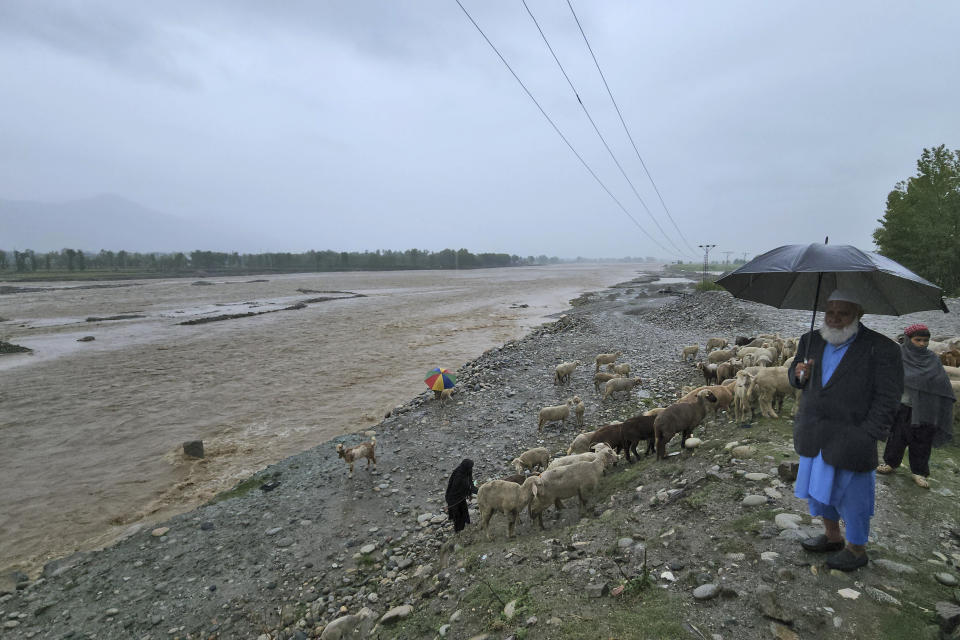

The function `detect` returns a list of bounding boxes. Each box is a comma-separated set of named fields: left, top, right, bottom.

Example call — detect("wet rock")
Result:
left=872, top=559, right=918, bottom=575
left=936, top=601, right=960, bottom=634
left=182, top=440, right=204, bottom=458
left=693, top=584, right=719, bottom=600
left=936, top=572, right=960, bottom=587
left=774, top=514, right=802, bottom=530
left=865, top=587, right=901, bottom=606
left=379, top=604, right=413, bottom=625
left=755, top=585, right=792, bottom=624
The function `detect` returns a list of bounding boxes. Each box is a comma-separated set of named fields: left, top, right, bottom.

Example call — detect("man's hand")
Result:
left=795, top=358, right=815, bottom=384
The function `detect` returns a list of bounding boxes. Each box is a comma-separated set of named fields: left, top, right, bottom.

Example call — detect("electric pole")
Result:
left=721, top=251, right=733, bottom=265
left=698, top=244, right=717, bottom=284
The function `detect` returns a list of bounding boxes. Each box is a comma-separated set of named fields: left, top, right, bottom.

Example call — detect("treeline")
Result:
left=874, top=144, right=960, bottom=295
left=0, top=247, right=565, bottom=275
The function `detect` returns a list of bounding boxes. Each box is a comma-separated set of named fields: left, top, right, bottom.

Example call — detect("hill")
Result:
left=0, top=194, right=270, bottom=253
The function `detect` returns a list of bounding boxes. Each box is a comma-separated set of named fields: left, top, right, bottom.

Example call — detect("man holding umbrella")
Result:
left=788, top=289, right=903, bottom=571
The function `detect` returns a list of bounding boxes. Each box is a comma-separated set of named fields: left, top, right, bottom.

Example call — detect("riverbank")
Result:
left=2, top=275, right=960, bottom=639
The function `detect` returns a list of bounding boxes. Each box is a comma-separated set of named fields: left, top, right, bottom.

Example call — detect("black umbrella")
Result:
left=715, top=241, right=948, bottom=377
left=716, top=242, right=947, bottom=316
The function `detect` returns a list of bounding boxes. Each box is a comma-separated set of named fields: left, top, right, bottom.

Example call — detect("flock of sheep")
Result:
left=472, top=328, right=960, bottom=540
left=474, top=346, right=751, bottom=540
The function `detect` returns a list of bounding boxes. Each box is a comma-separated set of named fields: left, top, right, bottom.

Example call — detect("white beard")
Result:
left=819, top=322, right=858, bottom=346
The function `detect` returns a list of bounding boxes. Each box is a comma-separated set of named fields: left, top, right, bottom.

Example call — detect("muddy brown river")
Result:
left=0, top=263, right=654, bottom=575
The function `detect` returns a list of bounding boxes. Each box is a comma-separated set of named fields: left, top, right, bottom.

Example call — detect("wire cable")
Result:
left=521, top=0, right=689, bottom=258
left=453, top=0, right=676, bottom=257
left=566, top=0, right=698, bottom=255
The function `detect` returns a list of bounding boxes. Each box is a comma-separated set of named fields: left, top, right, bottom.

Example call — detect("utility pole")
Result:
left=721, top=251, right=733, bottom=265
left=698, top=244, right=717, bottom=284
left=741, top=252, right=748, bottom=263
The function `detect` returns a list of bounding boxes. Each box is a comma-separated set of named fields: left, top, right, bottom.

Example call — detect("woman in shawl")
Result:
left=445, top=459, right=478, bottom=532
left=877, top=324, right=955, bottom=488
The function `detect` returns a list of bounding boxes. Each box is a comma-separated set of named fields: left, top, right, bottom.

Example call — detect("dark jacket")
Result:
left=788, top=323, right=903, bottom=472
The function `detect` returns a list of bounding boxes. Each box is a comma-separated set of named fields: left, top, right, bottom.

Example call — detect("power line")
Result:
left=453, top=0, right=675, bottom=256
left=520, top=0, right=688, bottom=258
left=566, top=0, right=698, bottom=256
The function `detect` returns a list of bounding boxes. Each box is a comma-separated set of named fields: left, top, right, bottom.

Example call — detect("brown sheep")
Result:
left=587, top=414, right=656, bottom=462
left=940, top=349, right=960, bottom=368
left=653, top=390, right=718, bottom=460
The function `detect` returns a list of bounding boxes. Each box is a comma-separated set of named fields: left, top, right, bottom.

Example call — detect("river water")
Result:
left=0, top=263, right=652, bottom=575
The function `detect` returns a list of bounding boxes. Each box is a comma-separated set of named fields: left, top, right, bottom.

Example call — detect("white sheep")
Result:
left=528, top=456, right=606, bottom=528
left=601, top=376, right=643, bottom=401
left=572, top=395, right=585, bottom=426
left=554, top=360, right=581, bottom=384
left=511, top=447, right=551, bottom=474
left=742, top=366, right=798, bottom=419
left=537, top=399, right=574, bottom=431
left=567, top=429, right=598, bottom=454
left=594, top=351, right=622, bottom=372
left=477, top=476, right=543, bottom=539
left=705, top=337, right=728, bottom=352
left=606, top=362, right=631, bottom=376
left=706, top=348, right=737, bottom=364
left=547, top=443, right=617, bottom=470
left=680, top=345, right=699, bottom=362
left=593, top=371, right=620, bottom=394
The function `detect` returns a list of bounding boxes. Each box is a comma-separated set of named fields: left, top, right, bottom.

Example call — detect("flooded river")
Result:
left=0, top=263, right=652, bottom=575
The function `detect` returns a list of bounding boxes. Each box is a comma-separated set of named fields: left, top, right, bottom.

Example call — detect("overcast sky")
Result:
left=1, top=1, right=958, bottom=260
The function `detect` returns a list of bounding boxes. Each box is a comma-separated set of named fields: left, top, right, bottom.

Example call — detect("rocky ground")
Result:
left=3, top=272, right=960, bottom=640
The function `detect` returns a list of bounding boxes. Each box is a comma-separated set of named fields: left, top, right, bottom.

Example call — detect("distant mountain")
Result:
left=0, top=194, right=271, bottom=253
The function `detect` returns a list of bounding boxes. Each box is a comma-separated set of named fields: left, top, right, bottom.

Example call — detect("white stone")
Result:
left=684, top=437, right=703, bottom=449
left=837, top=588, right=860, bottom=600
left=151, top=527, right=170, bottom=537
left=503, top=599, right=518, bottom=620
left=742, top=494, right=767, bottom=506
left=744, top=472, right=770, bottom=481
left=761, top=552, right=780, bottom=563
left=360, top=543, right=376, bottom=554
left=774, top=513, right=803, bottom=530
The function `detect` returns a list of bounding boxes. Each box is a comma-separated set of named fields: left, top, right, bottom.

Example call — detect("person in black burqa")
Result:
left=445, top=459, right=477, bottom=532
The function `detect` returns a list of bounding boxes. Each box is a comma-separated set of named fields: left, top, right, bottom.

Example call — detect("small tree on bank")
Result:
left=873, top=145, right=960, bottom=294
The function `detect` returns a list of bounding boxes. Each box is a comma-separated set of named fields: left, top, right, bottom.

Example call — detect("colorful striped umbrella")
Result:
left=424, top=367, right=457, bottom=391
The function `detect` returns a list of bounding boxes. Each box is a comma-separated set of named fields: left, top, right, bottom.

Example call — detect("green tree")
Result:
left=874, top=145, right=960, bottom=293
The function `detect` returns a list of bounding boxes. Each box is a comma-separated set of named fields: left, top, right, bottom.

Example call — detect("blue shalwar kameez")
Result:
left=793, top=331, right=875, bottom=545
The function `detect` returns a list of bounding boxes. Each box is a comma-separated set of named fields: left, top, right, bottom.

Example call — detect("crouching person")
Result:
left=788, top=290, right=902, bottom=571
left=445, top=459, right=478, bottom=533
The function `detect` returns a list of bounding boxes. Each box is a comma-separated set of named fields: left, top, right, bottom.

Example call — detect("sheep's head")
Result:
left=523, top=475, right=542, bottom=499
left=697, top=389, right=718, bottom=405
left=511, top=458, right=524, bottom=473
left=336, top=443, right=345, bottom=458
left=572, top=395, right=581, bottom=404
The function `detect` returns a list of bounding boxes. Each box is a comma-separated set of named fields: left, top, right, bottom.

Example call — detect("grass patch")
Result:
left=726, top=508, right=778, bottom=534
left=207, top=470, right=280, bottom=504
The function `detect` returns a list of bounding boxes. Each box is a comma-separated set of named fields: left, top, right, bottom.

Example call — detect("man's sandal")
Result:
left=913, top=474, right=930, bottom=488
left=800, top=534, right=845, bottom=553
left=876, top=464, right=894, bottom=474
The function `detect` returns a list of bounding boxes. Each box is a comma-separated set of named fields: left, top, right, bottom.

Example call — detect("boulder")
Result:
left=183, top=440, right=204, bottom=459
